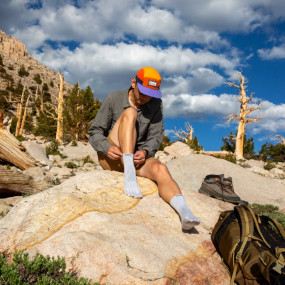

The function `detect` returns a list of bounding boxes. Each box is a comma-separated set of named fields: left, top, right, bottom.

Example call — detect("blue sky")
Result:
left=1, top=0, right=285, bottom=152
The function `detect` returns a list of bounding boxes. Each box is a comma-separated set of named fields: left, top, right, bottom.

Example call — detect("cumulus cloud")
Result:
left=33, top=42, right=240, bottom=99
left=161, top=92, right=285, bottom=135
left=152, top=0, right=285, bottom=33
left=258, top=44, right=285, bottom=60
left=162, top=93, right=239, bottom=119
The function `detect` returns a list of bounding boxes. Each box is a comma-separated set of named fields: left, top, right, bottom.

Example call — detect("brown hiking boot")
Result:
left=199, top=174, right=241, bottom=204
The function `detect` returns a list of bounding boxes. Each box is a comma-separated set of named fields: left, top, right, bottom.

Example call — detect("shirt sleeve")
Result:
left=88, top=94, right=113, bottom=155
left=138, top=102, right=164, bottom=158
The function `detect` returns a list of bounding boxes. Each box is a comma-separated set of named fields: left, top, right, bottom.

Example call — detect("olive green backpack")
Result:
left=211, top=205, right=285, bottom=285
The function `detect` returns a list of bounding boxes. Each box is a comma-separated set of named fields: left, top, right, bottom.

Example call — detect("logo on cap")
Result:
left=148, top=80, right=157, bottom=87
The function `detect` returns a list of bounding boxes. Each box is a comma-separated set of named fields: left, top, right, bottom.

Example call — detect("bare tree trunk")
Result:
left=35, top=85, right=40, bottom=116
left=227, top=73, right=262, bottom=160
left=40, top=92, right=44, bottom=112
left=235, top=77, right=246, bottom=160
left=15, top=86, right=25, bottom=137
left=19, top=93, right=31, bottom=136
left=56, top=71, right=64, bottom=144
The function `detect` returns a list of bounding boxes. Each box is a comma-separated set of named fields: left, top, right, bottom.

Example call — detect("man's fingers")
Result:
left=107, top=146, right=122, bottom=160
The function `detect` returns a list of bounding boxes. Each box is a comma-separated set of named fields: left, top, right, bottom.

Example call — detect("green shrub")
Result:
left=18, top=65, right=29, bottom=77
left=216, top=154, right=236, bottom=164
left=46, top=140, right=60, bottom=156
left=250, top=203, right=285, bottom=229
left=71, top=141, right=78, bottom=147
left=65, top=162, right=78, bottom=169
left=0, top=250, right=94, bottom=284
left=83, top=155, right=94, bottom=165
left=0, top=210, right=9, bottom=219
left=16, top=135, right=26, bottom=142
left=264, top=161, right=275, bottom=171
left=8, top=64, right=14, bottom=70
left=33, top=74, right=42, bottom=85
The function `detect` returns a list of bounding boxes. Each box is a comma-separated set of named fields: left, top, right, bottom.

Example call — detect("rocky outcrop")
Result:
left=0, top=170, right=231, bottom=284
left=0, top=29, right=72, bottom=101
left=0, top=30, right=28, bottom=62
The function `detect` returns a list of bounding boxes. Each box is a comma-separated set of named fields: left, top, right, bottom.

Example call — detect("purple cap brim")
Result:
left=137, top=82, right=161, bottom=99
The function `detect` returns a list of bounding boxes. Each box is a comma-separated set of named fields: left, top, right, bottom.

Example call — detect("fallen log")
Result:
left=202, top=150, right=234, bottom=158
left=0, top=169, right=38, bottom=197
left=0, top=128, right=36, bottom=170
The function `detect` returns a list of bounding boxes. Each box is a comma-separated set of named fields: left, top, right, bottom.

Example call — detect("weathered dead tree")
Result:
left=174, top=122, right=194, bottom=143
left=227, top=73, right=262, bottom=160
left=15, top=86, right=25, bottom=137
left=56, top=71, right=64, bottom=144
left=275, top=135, right=285, bottom=145
left=19, top=93, right=31, bottom=136
left=0, top=128, right=36, bottom=170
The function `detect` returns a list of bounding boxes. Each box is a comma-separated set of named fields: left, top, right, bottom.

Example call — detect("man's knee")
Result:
left=121, top=107, right=137, bottom=123
left=152, top=161, right=170, bottom=178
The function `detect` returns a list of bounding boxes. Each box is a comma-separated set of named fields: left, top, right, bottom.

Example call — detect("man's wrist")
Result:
left=143, top=149, right=148, bottom=157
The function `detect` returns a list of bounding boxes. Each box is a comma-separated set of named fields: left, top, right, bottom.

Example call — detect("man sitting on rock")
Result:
left=89, top=67, right=201, bottom=231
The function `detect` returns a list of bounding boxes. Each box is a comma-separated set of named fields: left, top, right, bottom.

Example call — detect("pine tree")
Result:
left=63, top=84, right=101, bottom=141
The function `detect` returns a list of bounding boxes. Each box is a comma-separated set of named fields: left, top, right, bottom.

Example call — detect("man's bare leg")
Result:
left=138, top=159, right=201, bottom=230
left=108, top=108, right=142, bottom=198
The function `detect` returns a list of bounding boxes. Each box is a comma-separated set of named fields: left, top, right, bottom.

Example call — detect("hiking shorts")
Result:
left=97, top=137, right=155, bottom=175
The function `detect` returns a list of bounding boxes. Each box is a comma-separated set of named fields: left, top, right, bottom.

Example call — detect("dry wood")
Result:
left=56, top=71, right=64, bottom=144
left=19, top=93, right=31, bottom=136
left=0, top=169, right=37, bottom=196
left=15, top=86, right=26, bottom=136
left=174, top=122, right=194, bottom=143
left=227, top=73, right=262, bottom=160
left=0, top=128, right=36, bottom=170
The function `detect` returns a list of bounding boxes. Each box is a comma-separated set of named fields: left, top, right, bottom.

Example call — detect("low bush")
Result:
left=83, top=155, right=94, bottom=165
left=0, top=250, right=95, bottom=284
left=264, top=161, right=276, bottom=171
left=65, top=162, right=78, bottom=169
left=250, top=203, right=285, bottom=229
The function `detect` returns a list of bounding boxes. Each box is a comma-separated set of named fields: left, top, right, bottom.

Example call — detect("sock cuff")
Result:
left=170, top=194, right=184, bottom=207
left=123, top=153, right=133, bottom=158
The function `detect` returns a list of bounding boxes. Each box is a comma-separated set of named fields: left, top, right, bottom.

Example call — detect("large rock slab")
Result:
left=22, top=141, right=52, bottom=167
left=0, top=169, right=231, bottom=284
left=166, top=154, right=285, bottom=209
left=60, top=141, right=98, bottom=162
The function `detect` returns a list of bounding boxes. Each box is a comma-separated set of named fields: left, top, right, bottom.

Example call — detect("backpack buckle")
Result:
left=272, top=261, right=283, bottom=274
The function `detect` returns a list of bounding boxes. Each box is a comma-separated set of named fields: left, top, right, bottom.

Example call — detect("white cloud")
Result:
left=152, top=0, right=285, bottom=32
left=162, top=93, right=239, bottom=119
left=258, top=44, right=285, bottom=60
left=161, top=92, right=285, bottom=135
left=33, top=42, right=240, bottom=98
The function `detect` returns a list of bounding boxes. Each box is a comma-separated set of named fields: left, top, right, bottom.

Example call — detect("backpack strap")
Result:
left=246, top=206, right=271, bottom=248
left=230, top=206, right=256, bottom=284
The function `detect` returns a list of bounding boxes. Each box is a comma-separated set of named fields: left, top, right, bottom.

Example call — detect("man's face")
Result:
left=134, top=84, right=152, bottom=105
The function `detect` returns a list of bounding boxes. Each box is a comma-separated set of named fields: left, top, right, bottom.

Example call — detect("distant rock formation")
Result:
left=0, top=29, right=72, bottom=100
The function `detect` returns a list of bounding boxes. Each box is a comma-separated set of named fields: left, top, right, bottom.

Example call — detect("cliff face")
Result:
left=0, top=30, right=28, bottom=62
left=0, top=29, right=72, bottom=99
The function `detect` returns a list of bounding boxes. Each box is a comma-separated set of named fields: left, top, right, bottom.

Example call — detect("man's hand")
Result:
left=107, top=146, right=122, bottom=160
left=134, top=150, right=147, bottom=166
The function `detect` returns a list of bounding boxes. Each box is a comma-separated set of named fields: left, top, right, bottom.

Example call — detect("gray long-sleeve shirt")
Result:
left=89, top=89, right=164, bottom=158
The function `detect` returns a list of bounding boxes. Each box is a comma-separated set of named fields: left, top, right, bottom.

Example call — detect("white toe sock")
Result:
left=170, top=194, right=201, bottom=230
left=123, top=153, right=142, bottom=199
